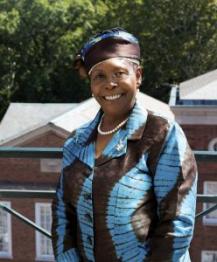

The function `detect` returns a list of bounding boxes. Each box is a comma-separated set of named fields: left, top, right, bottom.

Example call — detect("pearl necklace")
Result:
left=97, top=115, right=128, bottom=135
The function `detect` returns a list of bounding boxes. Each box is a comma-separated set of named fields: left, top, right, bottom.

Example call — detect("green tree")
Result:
left=0, top=0, right=217, bottom=119
left=0, top=0, right=98, bottom=118
left=96, top=0, right=217, bottom=100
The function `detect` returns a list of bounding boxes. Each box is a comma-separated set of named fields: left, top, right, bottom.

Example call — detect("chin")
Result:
left=103, top=106, right=130, bottom=119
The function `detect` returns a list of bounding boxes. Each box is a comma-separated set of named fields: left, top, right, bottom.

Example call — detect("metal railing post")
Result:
left=0, top=203, right=51, bottom=238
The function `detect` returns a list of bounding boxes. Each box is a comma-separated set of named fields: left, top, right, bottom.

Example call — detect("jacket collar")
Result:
left=69, top=101, right=148, bottom=167
left=124, top=101, right=148, bottom=140
left=74, top=101, right=148, bottom=146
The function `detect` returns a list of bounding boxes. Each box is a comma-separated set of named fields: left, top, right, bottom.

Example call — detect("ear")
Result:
left=135, top=66, right=142, bottom=88
left=73, top=57, right=88, bottom=79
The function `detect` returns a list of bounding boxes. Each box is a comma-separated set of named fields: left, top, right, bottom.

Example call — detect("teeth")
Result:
left=105, top=94, right=121, bottom=100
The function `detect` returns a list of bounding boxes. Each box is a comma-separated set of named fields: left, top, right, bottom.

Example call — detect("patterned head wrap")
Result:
left=74, top=28, right=140, bottom=78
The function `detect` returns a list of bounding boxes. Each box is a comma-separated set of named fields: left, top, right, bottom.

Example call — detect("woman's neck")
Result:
left=101, top=113, right=129, bottom=130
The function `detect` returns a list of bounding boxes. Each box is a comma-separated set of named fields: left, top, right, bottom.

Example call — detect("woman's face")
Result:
left=90, top=58, right=142, bottom=119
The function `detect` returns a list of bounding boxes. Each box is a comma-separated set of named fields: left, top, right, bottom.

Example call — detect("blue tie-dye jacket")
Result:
left=52, top=102, right=197, bottom=262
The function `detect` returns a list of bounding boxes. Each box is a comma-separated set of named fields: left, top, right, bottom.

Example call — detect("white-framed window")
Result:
left=40, top=159, right=61, bottom=173
left=208, top=138, right=217, bottom=151
left=0, top=201, right=12, bottom=258
left=203, top=181, right=217, bottom=226
left=35, top=203, right=54, bottom=261
left=201, top=250, right=217, bottom=262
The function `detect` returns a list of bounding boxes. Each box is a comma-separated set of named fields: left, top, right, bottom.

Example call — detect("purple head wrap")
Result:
left=74, top=28, right=140, bottom=77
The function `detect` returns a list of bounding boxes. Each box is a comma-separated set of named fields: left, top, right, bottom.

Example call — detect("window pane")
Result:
left=203, top=182, right=217, bottom=224
left=0, top=202, right=11, bottom=256
left=36, top=203, right=54, bottom=259
left=202, top=250, right=217, bottom=262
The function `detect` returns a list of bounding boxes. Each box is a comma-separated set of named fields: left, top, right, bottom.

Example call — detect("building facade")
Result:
left=170, top=70, right=217, bottom=262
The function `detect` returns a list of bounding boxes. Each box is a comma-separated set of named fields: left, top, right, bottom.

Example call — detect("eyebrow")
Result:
left=91, top=69, right=104, bottom=74
left=91, top=65, right=130, bottom=74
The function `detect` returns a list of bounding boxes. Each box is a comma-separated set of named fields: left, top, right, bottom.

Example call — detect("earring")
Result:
left=137, top=81, right=141, bottom=87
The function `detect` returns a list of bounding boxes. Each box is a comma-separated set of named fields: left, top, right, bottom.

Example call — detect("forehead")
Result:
left=91, top=57, right=133, bottom=73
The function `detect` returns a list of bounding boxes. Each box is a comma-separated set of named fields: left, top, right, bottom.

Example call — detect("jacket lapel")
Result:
left=95, top=102, right=148, bottom=166
left=67, top=110, right=102, bottom=169
left=70, top=101, right=148, bottom=168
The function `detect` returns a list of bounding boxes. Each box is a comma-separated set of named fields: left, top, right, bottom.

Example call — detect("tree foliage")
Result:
left=0, top=0, right=217, bottom=119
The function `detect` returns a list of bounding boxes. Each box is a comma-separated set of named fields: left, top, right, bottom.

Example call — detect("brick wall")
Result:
left=182, top=125, right=217, bottom=150
left=0, top=130, right=65, bottom=262
left=182, top=125, right=217, bottom=262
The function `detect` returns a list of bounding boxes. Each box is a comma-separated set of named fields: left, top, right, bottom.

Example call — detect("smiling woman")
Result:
left=52, top=28, right=198, bottom=262
left=90, top=57, right=142, bottom=127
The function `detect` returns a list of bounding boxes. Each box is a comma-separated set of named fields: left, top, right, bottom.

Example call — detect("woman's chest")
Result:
left=63, top=152, right=153, bottom=208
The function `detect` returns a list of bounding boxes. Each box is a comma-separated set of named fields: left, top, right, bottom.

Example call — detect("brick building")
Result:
left=0, top=103, right=77, bottom=262
left=0, top=93, right=174, bottom=262
left=169, top=69, right=217, bottom=262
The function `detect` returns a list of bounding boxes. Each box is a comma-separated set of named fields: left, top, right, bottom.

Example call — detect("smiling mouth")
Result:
left=104, top=94, right=122, bottom=101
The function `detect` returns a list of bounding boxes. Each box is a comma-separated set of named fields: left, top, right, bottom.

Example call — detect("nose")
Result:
left=105, top=76, right=118, bottom=89
left=105, top=82, right=117, bottom=89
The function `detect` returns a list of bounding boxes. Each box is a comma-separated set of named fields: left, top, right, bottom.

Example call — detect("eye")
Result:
left=91, top=73, right=106, bottom=82
left=115, top=71, right=128, bottom=78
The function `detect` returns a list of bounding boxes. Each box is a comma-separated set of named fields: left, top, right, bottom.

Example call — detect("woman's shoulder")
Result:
left=146, top=110, right=185, bottom=141
left=135, top=101, right=175, bottom=132
left=61, top=120, right=95, bottom=167
left=145, top=110, right=173, bottom=133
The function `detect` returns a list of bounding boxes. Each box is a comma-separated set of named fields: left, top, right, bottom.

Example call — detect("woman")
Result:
left=52, top=28, right=197, bottom=262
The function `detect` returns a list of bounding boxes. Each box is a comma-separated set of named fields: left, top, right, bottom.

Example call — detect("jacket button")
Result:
left=87, top=235, right=93, bottom=246
left=83, top=192, right=92, bottom=200
left=85, top=213, right=93, bottom=223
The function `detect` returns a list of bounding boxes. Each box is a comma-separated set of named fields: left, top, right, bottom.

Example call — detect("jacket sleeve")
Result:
left=146, top=122, right=197, bottom=262
left=52, top=142, right=80, bottom=262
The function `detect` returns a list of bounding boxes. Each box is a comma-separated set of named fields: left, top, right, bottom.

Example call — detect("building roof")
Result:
left=179, top=69, right=217, bottom=100
left=169, top=69, right=217, bottom=125
left=0, top=103, right=77, bottom=145
left=0, top=92, right=174, bottom=145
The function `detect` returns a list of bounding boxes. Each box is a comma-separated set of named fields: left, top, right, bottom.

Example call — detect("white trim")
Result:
left=168, top=86, right=178, bottom=106
left=201, top=250, right=217, bottom=262
left=208, top=138, right=217, bottom=151
left=35, top=203, right=54, bottom=261
left=203, top=181, right=217, bottom=226
left=171, top=107, right=217, bottom=125
left=40, top=158, right=61, bottom=173
left=0, top=201, right=12, bottom=259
